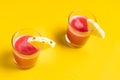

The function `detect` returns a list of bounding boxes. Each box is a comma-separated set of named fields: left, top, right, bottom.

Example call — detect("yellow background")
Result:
left=0, top=0, right=120, bottom=80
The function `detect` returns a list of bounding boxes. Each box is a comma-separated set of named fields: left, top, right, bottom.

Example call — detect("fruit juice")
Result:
left=66, top=16, right=91, bottom=48
left=13, top=35, right=40, bottom=69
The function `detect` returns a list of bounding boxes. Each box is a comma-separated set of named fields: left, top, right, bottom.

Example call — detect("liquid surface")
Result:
left=70, top=16, right=88, bottom=32
left=14, top=35, right=39, bottom=55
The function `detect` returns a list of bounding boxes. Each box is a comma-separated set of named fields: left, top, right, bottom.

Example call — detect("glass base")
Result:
left=13, top=58, right=35, bottom=70
left=65, top=34, right=83, bottom=48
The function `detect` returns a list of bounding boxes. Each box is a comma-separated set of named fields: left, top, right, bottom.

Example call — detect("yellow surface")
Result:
left=0, top=0, right=120, bottom=80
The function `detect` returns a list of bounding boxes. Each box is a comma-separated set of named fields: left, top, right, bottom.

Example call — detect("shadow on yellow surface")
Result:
left=54, top=28, right=68, bottom=47
left=0, top=50, right=17, bottom=70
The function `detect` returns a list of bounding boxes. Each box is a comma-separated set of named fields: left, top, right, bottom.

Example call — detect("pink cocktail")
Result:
left=12, top=30, right=41, bottom=69
left=65, top=10, right=96, bottom=48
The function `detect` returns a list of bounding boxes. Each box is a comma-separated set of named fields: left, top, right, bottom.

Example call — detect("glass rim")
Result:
left=11, top=28, right=41, bottom=54
left=68, top=9, right=97, bottom=33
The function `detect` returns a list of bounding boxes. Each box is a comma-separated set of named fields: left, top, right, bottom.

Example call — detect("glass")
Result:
left=65, top=9, right=96, bottom=48
left=12, top=29, right=41, bottom=69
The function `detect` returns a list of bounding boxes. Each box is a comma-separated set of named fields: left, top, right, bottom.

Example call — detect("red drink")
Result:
left=66, top=14, right=91, bottom=48
left=13, top=35, right=39, bottom=69
left=65, top=10, right=105, bottom=48
left=12, top=29, right=41, bottom=69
